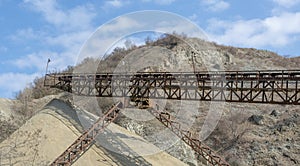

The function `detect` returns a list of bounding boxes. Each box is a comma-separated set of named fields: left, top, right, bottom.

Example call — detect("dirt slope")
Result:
left=0, top=99, right=186, bottom=166
left=0, top=98, right=16, bottom=120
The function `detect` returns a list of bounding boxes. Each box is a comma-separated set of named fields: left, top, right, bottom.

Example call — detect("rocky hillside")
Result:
left=92, top=35, right=300, bottom=166
left=1, top=34, right=299, bottom=165
left=86, top=35, right=300, bottom=73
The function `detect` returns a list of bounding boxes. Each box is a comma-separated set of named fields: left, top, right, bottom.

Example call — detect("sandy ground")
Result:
left=0, top=99, right=187, bottom=165
left=0, top=98, right=15, bottom=120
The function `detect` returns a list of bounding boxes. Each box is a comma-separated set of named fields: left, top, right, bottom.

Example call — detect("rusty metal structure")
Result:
left=149, top=108, right=229, bottom=165
left=50, top=102, right=122, bottom=166
left=45, top=70, right=300, bottom=105
left=45, top=69, right=300, bottom=166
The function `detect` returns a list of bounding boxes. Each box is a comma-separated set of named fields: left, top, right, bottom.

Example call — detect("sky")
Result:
left=0, top=0, right=300, bottom=98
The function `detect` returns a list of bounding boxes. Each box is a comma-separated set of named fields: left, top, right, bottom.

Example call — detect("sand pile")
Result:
left=0, top=99, right=186, bottom=165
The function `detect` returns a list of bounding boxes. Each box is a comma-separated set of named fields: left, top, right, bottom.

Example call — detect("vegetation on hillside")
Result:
left=14, top=33, right=186, bottom=112
left=3, top=32, right=300, bottom=165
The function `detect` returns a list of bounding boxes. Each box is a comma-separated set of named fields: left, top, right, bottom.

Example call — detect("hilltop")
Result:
left=1, top=34, right=299, bottom=165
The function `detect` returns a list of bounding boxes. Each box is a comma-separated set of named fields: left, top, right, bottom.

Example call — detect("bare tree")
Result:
left=209, top=108, right=250, bottom=152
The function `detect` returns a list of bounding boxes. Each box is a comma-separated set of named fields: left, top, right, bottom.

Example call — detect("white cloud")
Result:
left=9, top=28, right=42, bottom=42
left=78, top=17, right=144, bottom=62
left=206, top=12, right=300, bottom=47
left=273, top=0, right=300, bottom=8
left=100, top=17, right=142, bottom=33
left=2, top=1, right=98, bottom=98
left=155, top=20, right=207, bottom=38
left=102, top=0, right=131, bottom=8
left=10, top=48, right=81, bottom=75
left=3, top=1, right=97, bottom=98
left=0, top=72, right=39, bottom=98
left=13, top=53, right=45, bottom=70
left=23, top=0, right=96, bottom=31
left=104, top=0, right=123, bottom=8
left=14, top=0, right=97, bottom=72
left=201, top=0, right=230, bottom=12
left=9, top=29, right=92, bottom=74
left=142, top=0, right=176, bottom=5
left=46, top=31, right=91, bottom=50
left=189, top=14, right=198, bottom=21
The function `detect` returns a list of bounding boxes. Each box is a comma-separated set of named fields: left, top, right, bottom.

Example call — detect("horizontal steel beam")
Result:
left=44, top=70, right=300, bottom=105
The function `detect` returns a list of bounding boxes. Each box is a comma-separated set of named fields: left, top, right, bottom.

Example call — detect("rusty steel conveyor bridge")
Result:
left=45, top=70, right=300, bottom=166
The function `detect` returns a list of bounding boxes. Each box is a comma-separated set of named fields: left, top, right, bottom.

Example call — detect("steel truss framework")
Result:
left=149, top=108, right=229, bottom=166
left=50, top=102, right=123, bottom=166
left=46, top=70, right=300, bottom=166
left=45, top=70, right=300, bottom=105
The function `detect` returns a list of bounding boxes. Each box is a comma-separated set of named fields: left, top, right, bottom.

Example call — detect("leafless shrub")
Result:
left=0, top=129, right=49, bottom=165
left=0, top=119, right=18, bottom=142
left=208, top=109, right=250, bottom=152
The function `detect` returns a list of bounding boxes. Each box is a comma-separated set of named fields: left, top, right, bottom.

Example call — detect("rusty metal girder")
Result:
left=50, top=102, right=123, bottom=166
left=45, top=70, right=300, bottom=166
left=148, top=108, right=229, bottom=166
left=44, top=70, right=300, bottom=105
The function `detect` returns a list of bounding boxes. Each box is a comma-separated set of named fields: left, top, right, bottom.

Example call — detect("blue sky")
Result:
left=0, top=0, right=300, bottom=98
